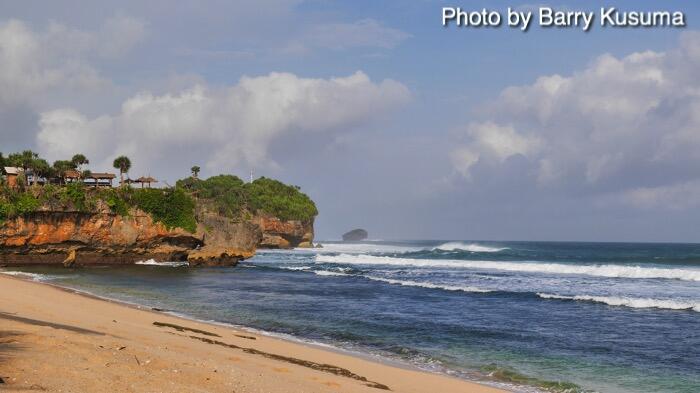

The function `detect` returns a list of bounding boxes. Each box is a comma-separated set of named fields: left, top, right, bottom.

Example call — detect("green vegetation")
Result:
left=130, top=188, right=197, bottom=232
left=177, top=175, right=317, bottom=222
left=1, top=150, right=317, bottom=230
left=113, top=155, right=132, bottom=186
left=247, top=177, right=318, bottom=221
left=0, top=183, right=197, bottom=233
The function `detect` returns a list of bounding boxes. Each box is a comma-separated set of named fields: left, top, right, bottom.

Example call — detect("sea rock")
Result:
left=62, top=248, right=77, bottom=267
left=342, top=229, right=368, bottom=242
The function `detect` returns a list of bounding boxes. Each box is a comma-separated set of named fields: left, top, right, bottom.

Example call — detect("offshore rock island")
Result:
left=0, top=151, right=316, bottom=267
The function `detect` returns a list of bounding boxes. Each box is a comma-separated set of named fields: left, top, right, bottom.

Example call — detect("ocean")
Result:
left=4, top=241, right=700, bottom=393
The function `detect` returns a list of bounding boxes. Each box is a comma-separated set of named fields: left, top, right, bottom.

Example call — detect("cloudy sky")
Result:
left=2, top=0, right=700, bottom=242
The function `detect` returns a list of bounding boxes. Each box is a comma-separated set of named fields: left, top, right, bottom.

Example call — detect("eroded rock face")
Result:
left=189, top=204, right=262, bottom=266
left=0, top=204, right=315, bottom=266
left=253, top=215, right=314, bottom=249
left=0, top=210, right=201, bottom=266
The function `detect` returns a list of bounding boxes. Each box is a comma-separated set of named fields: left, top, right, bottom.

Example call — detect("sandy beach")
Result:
left=0, top=273, right=506, bottom=393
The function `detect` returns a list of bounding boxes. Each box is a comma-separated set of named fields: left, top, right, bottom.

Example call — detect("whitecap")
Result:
left=135, top=259, right=189, bottom=267
left=364, top=276, right=491, bottom=293
left=537, top=293, right=700, bottom=312
left=315, top=254, right=700, bottom=281
left=433, top=242, right=508, bottom=253
left=279, top=266, right=313, bottom=271
left=313, top=270, right=348, bottom=277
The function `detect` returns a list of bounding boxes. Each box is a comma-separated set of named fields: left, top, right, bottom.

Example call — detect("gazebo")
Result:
left=62, top=170, right=81, bottom=183
left=85, top=173, right=117, bottom=188
left=133, top=176, right=158, bottom=188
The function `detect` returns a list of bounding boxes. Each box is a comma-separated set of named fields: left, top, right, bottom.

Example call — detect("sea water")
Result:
left=5, top=241, right=700, bottom=392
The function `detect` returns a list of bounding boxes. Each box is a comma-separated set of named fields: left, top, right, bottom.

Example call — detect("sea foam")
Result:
left=0, top=270, right=53, bottom=281
left=537, top=293, right=700, bottom=312
left=364, top=276, right=492, bottom=293
left=304, top=268, right=492, bottom=292
left=433, top=242, right=508, bottom=252
left=135, top=259, right=189, bottom=267
left=315, top=254, right=700, bottom=281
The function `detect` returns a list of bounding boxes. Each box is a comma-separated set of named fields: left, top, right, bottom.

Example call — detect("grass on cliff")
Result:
left=177, top=175, right=318, bottom=222
left=0, top=183, right=197, bottom=233
left=1, top=174, right=316, bottom=230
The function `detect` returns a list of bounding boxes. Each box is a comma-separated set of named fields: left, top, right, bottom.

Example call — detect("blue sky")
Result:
left=2, top=1, right=700, bottom=241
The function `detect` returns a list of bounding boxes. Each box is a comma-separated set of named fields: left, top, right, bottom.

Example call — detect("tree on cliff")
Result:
left=113, top=156, right=132, bottom=186
left=71, top=154, right=89, bottom=177
left=191, top=166, right=200, bottom=179
left=32, top=159, right=53, bottom=185
left=52, top=160, right=76, bottom=184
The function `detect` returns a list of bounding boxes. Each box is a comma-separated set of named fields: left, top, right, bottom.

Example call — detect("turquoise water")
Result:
left=5, top=241, right=700, bottom=392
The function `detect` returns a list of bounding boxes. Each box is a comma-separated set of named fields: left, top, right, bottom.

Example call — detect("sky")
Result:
left=2, top=0, right=700, bottom=242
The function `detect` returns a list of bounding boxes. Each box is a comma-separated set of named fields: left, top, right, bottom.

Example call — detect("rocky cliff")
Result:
left=0, top=205, right=311, bottom=267
left=0, top=173, right=317, bottom=266
left=0, top=204, right=263, bottom=267
left=253, top=215, right=314, bottom=249
left=0, top=209, right=199, bottom=266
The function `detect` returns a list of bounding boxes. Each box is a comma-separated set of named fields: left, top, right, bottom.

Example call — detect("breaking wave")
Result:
left=314, top=254, right=700, bottom=281
left=313, top=270, right=348, bottom=277
left=364, top=276, right=492, bottom=293
left=135, top=259, right=189, bottom=267
left=433, top=242, right=508, bottom=253
left=302, top=268, right=493, bottom=293
left=537, top=293, right=700, bottom=312
left=0, top=270, right=54, bottom=281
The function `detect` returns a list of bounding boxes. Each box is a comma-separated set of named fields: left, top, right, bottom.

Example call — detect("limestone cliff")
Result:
left=0, top=204, right=264, bottom=267
left=253, top=215, right=314, bottom=249
left=0, top=205, right=311, bottom=266
left=0, top=209, right=201, bottom=266
left=187, top=203, right=261, bottom=266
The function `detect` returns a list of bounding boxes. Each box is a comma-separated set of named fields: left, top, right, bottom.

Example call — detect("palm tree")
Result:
left=53, top=160, right=76, bottom=185
left=191, top=166, right=200, bottom=179
left=113, top=156, right=132, bottom=186
left=71, top=154, right=89, bottom=172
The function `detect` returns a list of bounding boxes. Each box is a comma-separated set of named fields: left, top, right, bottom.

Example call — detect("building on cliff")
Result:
left=3, top=167, right=23, bottom=188
left=63, top=170, right=117, bottom=187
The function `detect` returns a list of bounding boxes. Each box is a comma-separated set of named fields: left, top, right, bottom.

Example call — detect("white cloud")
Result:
left=0, top=16, right=144, bottom=107
left=37, top=71, right=411, bottom=176
left=450, top=32, right=700, bottom=208
left=451, top=122, right=540, bottom=177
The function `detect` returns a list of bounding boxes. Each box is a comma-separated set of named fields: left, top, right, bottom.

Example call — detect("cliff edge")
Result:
left=0, top=175, right=317, bottom=267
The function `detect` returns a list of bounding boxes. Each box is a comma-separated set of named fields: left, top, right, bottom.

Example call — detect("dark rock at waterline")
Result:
left=342, top=229, right=368, bottom=242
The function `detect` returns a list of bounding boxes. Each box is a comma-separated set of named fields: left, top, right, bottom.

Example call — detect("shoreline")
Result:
left=0, top=273, right=509, bottom=393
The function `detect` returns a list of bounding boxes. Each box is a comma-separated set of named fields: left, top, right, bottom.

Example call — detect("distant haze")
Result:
left=2, top=0, right=700, bottom=242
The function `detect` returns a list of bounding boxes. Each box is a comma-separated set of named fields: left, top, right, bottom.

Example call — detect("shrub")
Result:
left=131, top=188, right=196, bottom=233
left=246, top=177, right=317, bottom=222
left=177, top=175, right=317, bottom=222
left=99, top=188, right=130, bottom=217
left=14, top=193, right=40, bottom=215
